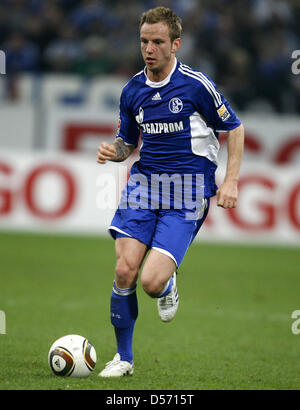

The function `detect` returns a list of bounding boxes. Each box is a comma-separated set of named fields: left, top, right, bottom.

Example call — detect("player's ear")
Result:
left=171, top=38, right=181, bottom=54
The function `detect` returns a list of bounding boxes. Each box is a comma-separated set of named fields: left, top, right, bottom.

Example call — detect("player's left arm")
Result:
left=193, top=74, right=244, bottom=208
left=216, top=123, right=244, bottom=209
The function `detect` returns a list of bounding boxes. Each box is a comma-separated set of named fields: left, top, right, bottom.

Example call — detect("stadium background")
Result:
left=0, top=0, right=300, bottom=390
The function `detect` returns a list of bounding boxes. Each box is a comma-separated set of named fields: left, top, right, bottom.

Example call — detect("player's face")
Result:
left=140, top=22, right=181, bottom=81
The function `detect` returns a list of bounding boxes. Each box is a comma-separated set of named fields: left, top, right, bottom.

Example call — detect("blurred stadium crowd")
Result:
left=1, top=0, right=300, bottom=113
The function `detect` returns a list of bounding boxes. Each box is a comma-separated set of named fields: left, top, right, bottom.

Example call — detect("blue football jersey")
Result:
left=117, top=58, right=241, bottom=199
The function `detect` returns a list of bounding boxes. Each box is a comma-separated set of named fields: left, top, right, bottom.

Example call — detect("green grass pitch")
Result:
left=0, top=231, right=299, bottom=390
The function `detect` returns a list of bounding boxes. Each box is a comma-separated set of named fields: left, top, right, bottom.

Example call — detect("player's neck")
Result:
left=146, top=57, right=176, bottom=83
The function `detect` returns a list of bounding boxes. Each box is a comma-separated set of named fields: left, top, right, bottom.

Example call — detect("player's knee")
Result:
left=115, top=257, right=138, bottom=288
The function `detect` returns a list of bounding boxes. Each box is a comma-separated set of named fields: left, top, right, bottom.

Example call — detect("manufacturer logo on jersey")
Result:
left=217, top=104, right=231, bottom=121
left=152, top=92, right=161, bottom=101
left=169, top=97, right=183, bottom=114
left=135, top=106, right=144, bottom=124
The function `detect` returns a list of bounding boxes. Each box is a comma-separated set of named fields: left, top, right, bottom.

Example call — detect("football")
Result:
left=48, top=334, right=97, bottom=378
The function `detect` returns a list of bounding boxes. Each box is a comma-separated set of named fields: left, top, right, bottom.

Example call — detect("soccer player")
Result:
left=97, top=7, right=244, bottom=377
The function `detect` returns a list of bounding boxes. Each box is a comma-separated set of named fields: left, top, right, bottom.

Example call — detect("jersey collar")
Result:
left=144, top=58, right=177, bottom=88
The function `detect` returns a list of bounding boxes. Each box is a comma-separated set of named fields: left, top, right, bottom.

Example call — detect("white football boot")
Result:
left=98, top=353, right=134, bottom=377
left=157, top=272, right=179, bottom=322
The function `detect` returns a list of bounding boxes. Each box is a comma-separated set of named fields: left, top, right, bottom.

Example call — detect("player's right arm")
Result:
left=97, top=137, right=135, bottom=164
left=97, top=82, right=139, bottom=164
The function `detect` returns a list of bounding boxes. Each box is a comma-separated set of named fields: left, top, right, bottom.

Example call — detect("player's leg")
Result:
left=114, top=237, right=147, bottom=288
left=140, top=249, right=176, bottom=297
left=141, top=249, right=179, bottom=322
left=99, top=237, right=147, bottom=377
left=143, top=200, right=210, bottom=322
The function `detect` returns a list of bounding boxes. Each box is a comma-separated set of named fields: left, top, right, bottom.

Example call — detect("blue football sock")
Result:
left=110, top=281, right=138, bottom=364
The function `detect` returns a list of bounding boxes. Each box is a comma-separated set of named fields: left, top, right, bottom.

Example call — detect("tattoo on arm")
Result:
left=112, top=138, right=135, bottom=162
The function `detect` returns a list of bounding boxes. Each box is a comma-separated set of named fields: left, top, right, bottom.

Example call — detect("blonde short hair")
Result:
left=140, top=6, right=182, bottom=42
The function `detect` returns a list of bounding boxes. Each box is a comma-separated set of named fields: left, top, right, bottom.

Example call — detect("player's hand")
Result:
left=97, top=142, right=117, bottom=164
left=216, top=180, right=238, bottom=208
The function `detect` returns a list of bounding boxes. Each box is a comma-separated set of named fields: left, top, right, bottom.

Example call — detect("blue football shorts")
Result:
left=108, top=198, right=210, bottom=268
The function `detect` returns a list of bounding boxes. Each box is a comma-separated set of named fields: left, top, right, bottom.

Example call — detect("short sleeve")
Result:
left=194, top=74, right=241, bottom=132
left=117, top=87, right=140, bottom=147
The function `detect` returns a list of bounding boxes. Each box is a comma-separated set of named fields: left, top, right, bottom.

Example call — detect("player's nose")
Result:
left=145, top=42, right=155, bottom=53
